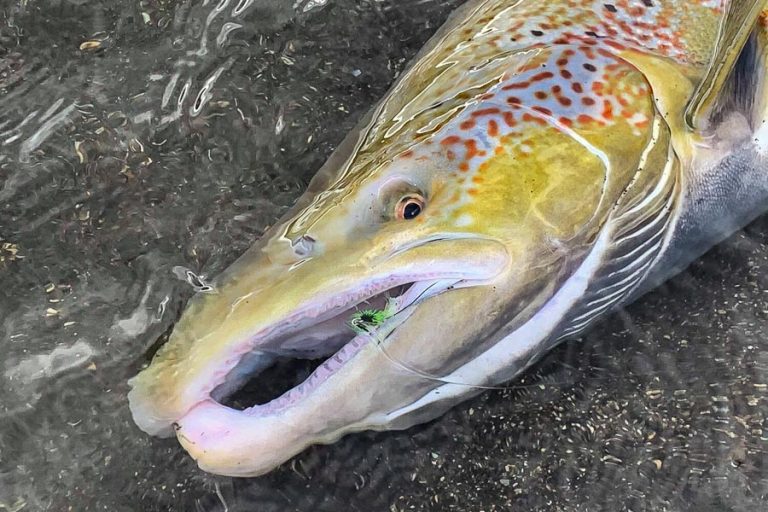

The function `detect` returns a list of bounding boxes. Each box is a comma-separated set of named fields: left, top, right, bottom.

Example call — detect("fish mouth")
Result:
left=127, top=234, right=509, bottom=475
left=200, top=276, right=462, bottom=418
left=177, top=275, right=467, bottom=425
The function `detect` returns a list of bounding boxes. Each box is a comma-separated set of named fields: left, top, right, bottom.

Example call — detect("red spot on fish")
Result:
left=559, top=117, right=574, bottom=128
left=597, top=48, right=616, bottom=59
left=522, top=113, right=547, bottom=126
left=472, top=108, right=501, bottom=117
left=503, top=112, right=517, bottom=127
left=535, top=91, right=548, bottom=100
left=441, top=135, right=462, bottom=146
left=602, top=100, right=614, bottom=120
left=531, top=71, right=554, bottom=82
left=465, top=140, right=481, bottom=159
left=459, top=162, right=470, bottom=172
left=572, top=82, right=583, bottom=93
left=461, top=120, right=476, bottom=130
left=503, top=82, right=531, bottom=90
left=560, top=69, right=573, bottom=79
left=582, top=97, right=596, bottom=106
left=488, top=120, right=499, bottom=137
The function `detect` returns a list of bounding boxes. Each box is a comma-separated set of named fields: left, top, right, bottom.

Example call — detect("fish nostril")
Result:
left=291, top=235, right=316, bottom=258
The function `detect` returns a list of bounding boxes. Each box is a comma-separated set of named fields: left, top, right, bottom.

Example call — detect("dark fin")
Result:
left=685, top=0, right=766, bottom=130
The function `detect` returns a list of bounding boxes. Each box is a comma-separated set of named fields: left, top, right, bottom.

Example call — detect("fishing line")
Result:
left=348, top=281, right=581, bottom=391
left=362, top=312, right=579, bottom=392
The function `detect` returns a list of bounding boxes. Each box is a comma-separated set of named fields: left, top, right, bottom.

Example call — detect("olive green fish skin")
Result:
left=127, top=0, right=768, bottom=477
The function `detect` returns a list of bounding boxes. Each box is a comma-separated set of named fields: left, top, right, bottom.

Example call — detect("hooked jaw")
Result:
left=127, top=236, right=509, bottom=476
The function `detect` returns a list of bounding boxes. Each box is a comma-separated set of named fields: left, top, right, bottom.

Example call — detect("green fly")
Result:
left=347, top=298, right=398, bottom=334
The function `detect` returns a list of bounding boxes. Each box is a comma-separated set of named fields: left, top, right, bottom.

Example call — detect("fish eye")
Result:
left=396, top=195, right=425, bottom=220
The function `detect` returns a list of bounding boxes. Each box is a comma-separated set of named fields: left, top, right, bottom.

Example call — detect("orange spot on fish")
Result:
left=604, top=40, right=626, bottom=50
left=503, top=82, right=530, bottom=90
left=523, top=113, right=547, bottom=126
left=465, top=140, right=481, bottom=159
left=461, top=120, right=476, bottom=130
left=531, top=71, right=554, bottom=82
left=488, top=120, right=499, bottom=137
left=602, top=100, right=614, bottom=120
left=441, top=135, right=461, bottom=146
left=472, top=108, right=501, bottom=117
left=503, top=112, right=517, bottom=127
left=459, top=162, right=470, bottom=172
left=634, top=118, right=650, bottom=129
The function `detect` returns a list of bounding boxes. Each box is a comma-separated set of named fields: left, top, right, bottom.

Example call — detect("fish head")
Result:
left=127, top=107, right=618, bottom=475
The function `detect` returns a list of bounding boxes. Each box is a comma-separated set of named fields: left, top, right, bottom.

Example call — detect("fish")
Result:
left=128, top=0, right=768, bottom=477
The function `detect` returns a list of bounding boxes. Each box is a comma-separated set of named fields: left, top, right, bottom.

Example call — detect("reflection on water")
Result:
left=1, top=0, right=767, bottom=510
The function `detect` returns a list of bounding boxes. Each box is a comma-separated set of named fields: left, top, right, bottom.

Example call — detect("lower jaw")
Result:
left=191, top=278, right=464, bottom=423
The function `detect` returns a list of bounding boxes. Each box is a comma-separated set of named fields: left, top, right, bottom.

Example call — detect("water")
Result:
left=1, top=1, right=767, bottom=510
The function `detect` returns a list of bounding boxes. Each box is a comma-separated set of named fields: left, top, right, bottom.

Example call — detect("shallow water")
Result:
left=1, top=1, right=767, bottom=510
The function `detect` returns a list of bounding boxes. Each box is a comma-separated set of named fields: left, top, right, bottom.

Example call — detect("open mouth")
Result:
left=191, top=277, right=465, bottom=421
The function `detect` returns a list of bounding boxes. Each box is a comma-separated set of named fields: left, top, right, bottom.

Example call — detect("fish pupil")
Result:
left=403, top=202, right=422, bottom=219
